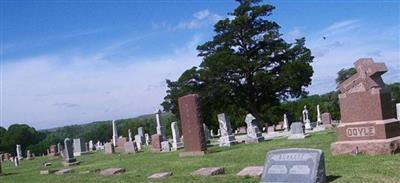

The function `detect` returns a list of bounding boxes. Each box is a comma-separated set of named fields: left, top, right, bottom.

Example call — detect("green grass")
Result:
left=2, top=131, right=400, bottom=183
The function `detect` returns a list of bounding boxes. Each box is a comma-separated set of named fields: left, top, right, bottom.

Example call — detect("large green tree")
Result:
left=162, top=0, right=314, bottom=128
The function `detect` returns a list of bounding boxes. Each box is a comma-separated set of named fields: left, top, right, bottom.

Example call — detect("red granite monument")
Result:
left=151, top=134, right=162, bottom=152
left=331, top=58, right=400, bottom=155
left=178, top=94, right=207, bottom=157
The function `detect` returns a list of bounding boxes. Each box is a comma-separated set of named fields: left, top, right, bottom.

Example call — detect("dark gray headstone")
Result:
left=290, top=122, right=304, bottom=134
left=64, top=138, right=76, bottom=163
left=261, top=148, right=326, bottom=183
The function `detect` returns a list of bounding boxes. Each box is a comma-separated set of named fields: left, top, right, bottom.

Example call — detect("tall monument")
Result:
left=112, top=120, right=118, bottom=146
left=331, top=58, right=400, bottom=155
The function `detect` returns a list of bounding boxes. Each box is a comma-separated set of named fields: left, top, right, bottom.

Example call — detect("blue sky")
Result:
left=1, top=1, right=399, bottom=129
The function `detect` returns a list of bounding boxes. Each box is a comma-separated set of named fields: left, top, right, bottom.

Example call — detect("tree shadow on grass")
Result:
left=327, top=175, right=341, bottom=182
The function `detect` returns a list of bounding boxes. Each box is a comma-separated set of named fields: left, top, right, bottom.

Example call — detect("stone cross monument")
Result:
left=331, top=58, right=400, bottom=155
left=112, top=120, right=118, bottom=146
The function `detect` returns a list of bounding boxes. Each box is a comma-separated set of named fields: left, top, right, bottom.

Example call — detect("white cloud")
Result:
left=1, top=36, right=203, bottom=129
left=322, top=19, right=360, bottom=36
left=152, top=9, right=223, bottom=31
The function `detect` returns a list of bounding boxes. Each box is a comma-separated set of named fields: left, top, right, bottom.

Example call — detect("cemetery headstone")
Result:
left=244, top=113, right=264, bottom=143
left=397, top=103, right=400, bottom=120
left=14, top=157, right=19, bottom=167
left=89, top=140, right=94, bottom=151
left=171, top=122, right=183, bottom=150
left=288, top=122, right=305, bottom=139
left=112, top=120, right=118, bottom=146
left=16, top=144, right=22, bottom=160
left=155, top=109, right=167, bottom=141
left=26, top=150, right=33, bottom=160
left=104, top=142, right=115, bottom=154
left=321, top=113, right=332, bottom=125
left=138, top=127, right=145, bottom=144
left=331, top=58, right=400, bottom=155
left=49, top=145, right=58, bottom=156
left=57, top=143, right=63, bottom=157
left=161, top=141, right=171, bottom=152
left=218, top=113, right=237, bottom=147
left=124, top=141, right=137, bottom=154
left=63, top=138, right=79, bottom=166
left=145, top=133, right=150, bottom=145
left=178, top=94, right=207, bottom=156
left=261, top=148, right=326, bottom=183
left=283, top=114, right=289, bottom=131
left=302, top=106, right=312, bottom=130
left=73, top=138, right=85, bottom=156
left=316, top=104, right=322, bottom=126
left=134, top=135, right=142, bottom=151
left=115, top=137, right=127, bottom=152
left=203, top=123, right=210, bottom=143
left=128, top=129, right=133, bottom=142
left=151, top=134, right=162, bottom=152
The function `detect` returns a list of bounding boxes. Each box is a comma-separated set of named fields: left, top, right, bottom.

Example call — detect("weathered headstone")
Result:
left=161, top=141, right=171, bottom=152
left=128, top=129, right=133, bottom=142
left=321, top=113, right=332, bottom=125
left=115, top=137, right=127, bottom=152
left=331, top=59, right=400, bottom=155
left=288, top=122, right=305, bottom=139
left=283, top=114, right=289, bottom=131
left=397, top=103, right=400, bottom=120
left=26, top=150, right=33, bottom=160
left=192, top=167, right=225, bottom=176
left=171, top=122, right=183, bottom=150
left=203, top=123, right=210, bottom=143
left=63, top=138, right=79, bottom=166
left=237, top=166, right=263, bottom=177
left=218, top=113, right=237, bottom=147
left=267, top=125, right=275, bottom=133
left=138, top=127, right=145, bottom=144
left=49, top=145, right=58, bottom=156
left=151, top=134, right=162, bottom=152
left=244, top=113, right=264, bottom=143
left=178, top=94, right=207, bottom=157
left=73, top=139, right=85, bottom=156
left=104, top=142, right=115, bottom=154
left=302, top=106, right=312, bottom=130
left=145, top=133, right=150, bottom=145
left=155, top=110, right=166, bottom=141
left=57, top=143, right=63, bottom=157
left=16, top=144, right=22, bottom=160
left=124, top=141, right=137, bottom=154
left=261, top=148, right=326, bottom=183
left=112, top=120, right=118, bottom=146
left=88, top=140, right=94, bottom=151
left=316, top=104, right=322, bottom=126
left=100, top=167, right=125, bottom=176
left=134, top=135, right=142, bottom=151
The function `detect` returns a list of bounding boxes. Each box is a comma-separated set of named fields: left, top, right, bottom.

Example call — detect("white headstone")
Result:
left=283, top=114, right=289, bottom=131
left=128, top=129, right=132, bottom=142
left=316, top=104, right=322, bottom=126
left=396, top=103, right=400, bottom=120
left=161, top=141, right=171, bottom=152
left=244, top=114, right=264, bottom=142
left=134, top=135, right=142, bottom=151
left=171, top=122, right=183, bottom=150
left=155, top=110, right=166, bottom=141
left=57, top=143, right=63, bottom=157
left=303, top=106, right=312, bottom=130
left=88, top=140, right=94, bottom=151
left=145, top=133, right=150, bottom=145
left=112, top=120, right=118, bottom=146
left=218, top=113, right=237, bottom=147
left=16, top=144, right=23, bottom=160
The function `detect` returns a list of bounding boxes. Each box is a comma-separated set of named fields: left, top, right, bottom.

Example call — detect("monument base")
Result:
left=62, top=161, right=80, bottom=167
left=331, top=136, right=400, bottom=155
left=179, top=151, right=207, bottom=157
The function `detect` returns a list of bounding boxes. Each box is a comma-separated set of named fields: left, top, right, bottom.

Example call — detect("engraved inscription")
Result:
left=346, top=126, right=375, bottom=137
left=267, top=165, right=287, bottom=174
left=271, top=153, right=315, bottom=161
left=289, top=165, right=310, bottom=175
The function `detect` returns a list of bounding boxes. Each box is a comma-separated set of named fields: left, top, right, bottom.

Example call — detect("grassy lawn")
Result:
left=2, top=130, right=400, bottom=183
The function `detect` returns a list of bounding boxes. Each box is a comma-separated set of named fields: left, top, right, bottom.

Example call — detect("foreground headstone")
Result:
left=104, top=143, right=115, bottom=154
left=178, top=94, right=207, bottom=157
left=236, top=166, right=263, bottom=177
left=331, top=59, right=400, bottom=155
left=218, top=113, right=237, bottom=147
left=244, top=113, right=264, bottom=143
left=63, top=138, right=79, bottom=167
left=191, top=167, right=225, bottom=176
left=148, top=172, right=172, bottom=179
left=288, top=122, right=305, bottom=139
left=100, top=168, right=125, bottom=176
left=261, top=148, right=326, bottom=183
left=171, top=122, right=183, bottom=150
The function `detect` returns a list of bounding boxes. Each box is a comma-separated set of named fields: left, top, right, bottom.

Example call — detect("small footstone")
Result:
left=148, top=172, right=172, bottom=179
left=191, top=167, right=225, bottom=176
left=236, top=166, right=263, bottom=177
left=40, top=169, right=58, bottom=175
left=100, top=168, right=125, bottom=176
left=55, top=168, right=73, bottom=175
